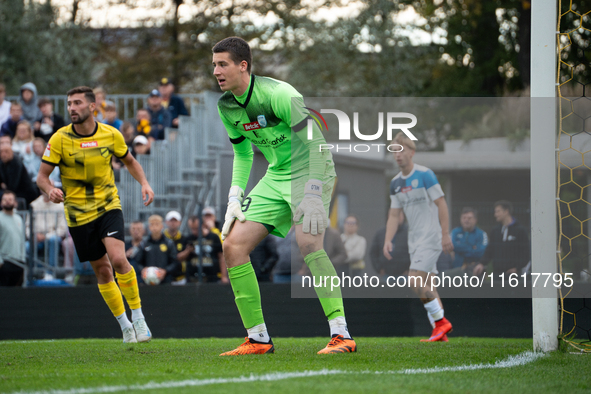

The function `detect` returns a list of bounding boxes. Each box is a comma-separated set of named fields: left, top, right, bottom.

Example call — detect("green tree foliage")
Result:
left=0, top=0, right=97, bottom=95
left=406, top=0, right=530, bottom=96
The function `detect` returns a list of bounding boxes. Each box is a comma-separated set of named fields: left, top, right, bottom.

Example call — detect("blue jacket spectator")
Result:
left=102, top=101, right=123, bottom=130
left=450, top=207, right=487, bottom=268
left=147, top=90, right=171, bottom=140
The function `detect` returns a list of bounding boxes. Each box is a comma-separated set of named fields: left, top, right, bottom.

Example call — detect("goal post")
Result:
left=530, top=0, right=559, bottom=352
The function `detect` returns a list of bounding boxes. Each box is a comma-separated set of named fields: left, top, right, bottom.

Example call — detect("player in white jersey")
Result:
left=384, top=132, right=454, bottom=342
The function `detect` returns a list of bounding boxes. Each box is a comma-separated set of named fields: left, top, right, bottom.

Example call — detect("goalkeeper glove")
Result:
left=293, top=179, right=328, bottom=235
left=221, top=186, right=246, bottom=240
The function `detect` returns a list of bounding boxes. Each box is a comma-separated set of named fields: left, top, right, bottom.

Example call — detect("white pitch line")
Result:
left=12, top=351, right=545, bottom=394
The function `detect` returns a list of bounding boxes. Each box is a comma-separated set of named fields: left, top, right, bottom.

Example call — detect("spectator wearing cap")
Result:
left=164, top=210, right=189, bottom=284
left=35, top=98, right=66, bottom=142
left=133, top=135, right=150, bottom=155
left=202, top=206, right=222, bottom=242
left=146, top=89, right=171, bottom=140
left=102, top=101, right=122, bottom=130
left=158, top=78, right=189, bottom=128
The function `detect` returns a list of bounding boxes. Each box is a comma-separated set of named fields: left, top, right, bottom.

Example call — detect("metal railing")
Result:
left=6, top=92, right=219, bottom=124
left=116, top=91, right=231, bottom=230
left=26, top=209, right=71, bottom=281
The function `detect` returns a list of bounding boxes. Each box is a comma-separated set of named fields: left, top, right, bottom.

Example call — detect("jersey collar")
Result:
left=400, top=164, right=416, bottom=179
left=71, top=121, right=98, bottom=138
left=233, top=74, right=255, bottom=108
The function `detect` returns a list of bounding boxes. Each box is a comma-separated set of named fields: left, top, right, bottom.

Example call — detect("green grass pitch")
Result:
left=1, top=337, right=589, bottom=393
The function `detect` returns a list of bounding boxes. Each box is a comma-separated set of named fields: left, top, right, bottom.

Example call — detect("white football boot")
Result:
left=122, top=326, right=137, bottom=343
left=133, top=318, right=152, bottom=343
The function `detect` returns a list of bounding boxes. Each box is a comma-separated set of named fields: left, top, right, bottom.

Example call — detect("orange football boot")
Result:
left=219, top=337, right=274, bottom=356
left=317, top=335, right=357, bottom=354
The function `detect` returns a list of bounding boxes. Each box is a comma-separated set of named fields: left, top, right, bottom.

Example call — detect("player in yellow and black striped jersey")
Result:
left=36, top=86, right=155, bottom=344
left=42, top=121, right=128, bottom=227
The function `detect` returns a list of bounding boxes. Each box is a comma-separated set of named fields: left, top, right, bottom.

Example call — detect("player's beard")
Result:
left=71, top=110, right=90, bottom=124
left=1, top=204, right=14, bottom=212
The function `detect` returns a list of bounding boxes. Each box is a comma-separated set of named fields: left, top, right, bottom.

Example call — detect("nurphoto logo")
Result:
left=305, top=107, right=418, bottom=153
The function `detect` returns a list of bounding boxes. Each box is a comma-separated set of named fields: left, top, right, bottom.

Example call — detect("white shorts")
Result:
left=409, top=247, right=441, bottom=274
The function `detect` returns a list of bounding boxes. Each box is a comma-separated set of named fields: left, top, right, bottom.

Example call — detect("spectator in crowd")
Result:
left=133, top=135, right=150, bottom=155
left=0, top=191, right=26, bottom=286
left=133, top=215, right=180, bottom=285
left=28, top=193, right=67, bottom=273
left=164, top=210, right=189, bottom=285
left=112, top=121, right=136, bottom=170
left=0, top=102, right=23, bottom=139
left=202, top=206, right=222, bottom=240
left=295, top=226, right=347, bottom=279
left=0, top=143, right=39, bottom=206
left=271, top=230, right=294, bottom=283
left=146, top=89, right=171, bottom=140
left=341, top=215, right=367, bottom=276
left=370, top=211, right=410, bottom=278
left=28, top=138, right=61, bottom=185
left=182, top=215, right=227, bottom=283
left=93, top=87, right=107, bottom=122
left=444, top=207, right=488, bottom=277
left=121, top=121, right=136, bottom=149
left=118, top=120, right=136, bottom=155
left=0, top=135, right=10, bottom=148
left=474, top=201, right=530, bottom=277
left=35, top=98, right=66, bottom=142
left=250, top=235, right=278, bottom=282
left=0, top=83, right=10, bottom=127
left=102, top=101, right=122, bottom=130
left=125, top=220, right=146, bottom=280
left=26, top=137, right=44, bottom=181
left=135, top=108, right=151, bottom=137
left=158, top=78, right=189, bottom=128
left=19, top=83, right=42, bottom=124
left=126, top=220, right=146, bottom=260
left=12, top=120, right=35, bottom=161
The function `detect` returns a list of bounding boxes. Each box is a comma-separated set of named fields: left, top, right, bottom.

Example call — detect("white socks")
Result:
left=131, top=307, right=145, bottom=322
left=247, top=323, right=270, bottom=343
left=115, top=312, right=133, bottom=330
left=424, top=299, right=444, bottom=322
left=329, top=316, right=351, bottom=339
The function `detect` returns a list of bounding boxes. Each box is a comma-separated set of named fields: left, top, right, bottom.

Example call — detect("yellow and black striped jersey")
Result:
left=42, top=122, right=129, bottom=227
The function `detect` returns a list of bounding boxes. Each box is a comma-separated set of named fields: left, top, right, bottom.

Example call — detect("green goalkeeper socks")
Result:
left=228, top=263, right=265, bottom=329
left=304, top=249, right=346, bottom=320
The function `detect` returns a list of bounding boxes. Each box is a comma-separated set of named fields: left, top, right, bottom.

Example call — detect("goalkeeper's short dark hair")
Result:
left=212, top=37, right=252, bottom=74
left=494, top=200, right=513, bottom=214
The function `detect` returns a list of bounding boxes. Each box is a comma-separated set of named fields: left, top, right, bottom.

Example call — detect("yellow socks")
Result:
left=116, top=267, right=142, bottom=310
left=98, top=281, right=125, bottom=317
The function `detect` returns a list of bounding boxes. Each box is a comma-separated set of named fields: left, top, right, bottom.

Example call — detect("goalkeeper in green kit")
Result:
left=213, top=37, right=356, bottom=355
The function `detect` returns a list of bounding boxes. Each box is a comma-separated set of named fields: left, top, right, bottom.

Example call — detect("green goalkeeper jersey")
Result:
left=217, top=75, right=334, bottom=190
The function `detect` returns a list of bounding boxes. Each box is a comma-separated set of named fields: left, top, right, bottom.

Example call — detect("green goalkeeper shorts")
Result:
left=242, top=173, right=335, bottom=238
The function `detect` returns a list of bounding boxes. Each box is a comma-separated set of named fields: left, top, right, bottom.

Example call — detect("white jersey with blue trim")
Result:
left=389, top=164, right=444, bottom=253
